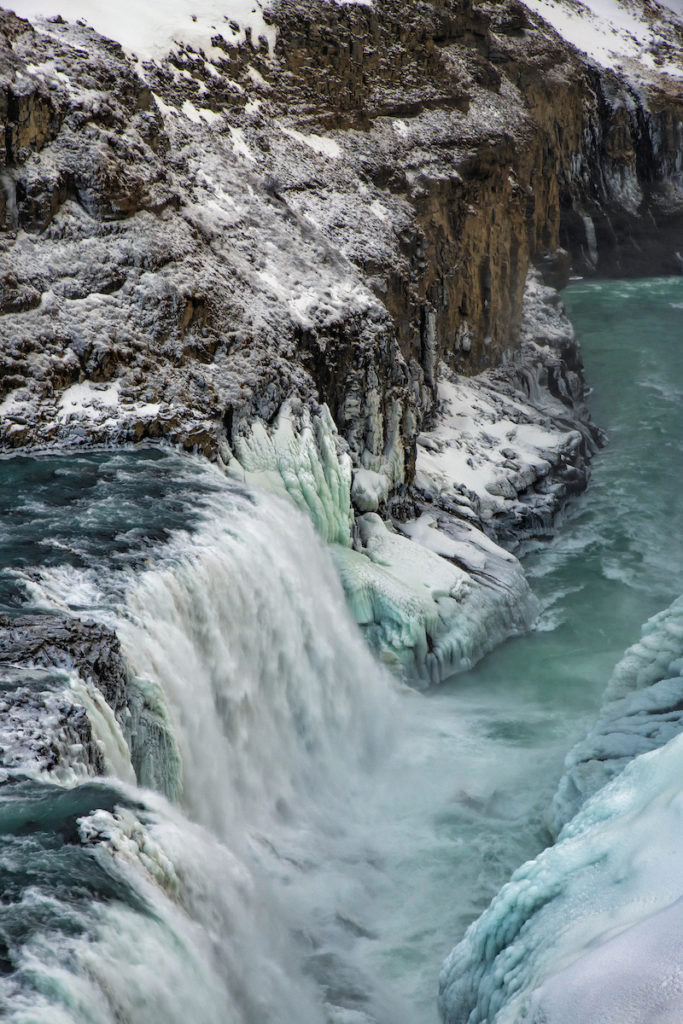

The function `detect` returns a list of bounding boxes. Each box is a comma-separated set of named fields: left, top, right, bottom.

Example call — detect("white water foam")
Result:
left=16, top=471, right=412, bottom=1023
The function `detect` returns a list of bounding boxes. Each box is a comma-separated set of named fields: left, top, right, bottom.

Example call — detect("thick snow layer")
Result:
left=415, top=371, right=581, bottom=525
left=520, top=0, right=683, bottom=79
left=351, top=467, right=390, bottom=513
left=440, top=726, right=683, bottom=1024
left=552, top=594, right=683, bottom=831
left=13, top=0, right=278, bottom=60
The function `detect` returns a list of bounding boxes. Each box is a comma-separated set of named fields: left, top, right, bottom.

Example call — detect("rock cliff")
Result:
left=0, top=0, right=680, bottom=473
left=0, top=0, right=681, bottom=680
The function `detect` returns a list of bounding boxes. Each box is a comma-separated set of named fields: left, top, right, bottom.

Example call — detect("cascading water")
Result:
left=0, top=451, right=411, bottom=1023
left=1, top=274, right=682, bottom=1024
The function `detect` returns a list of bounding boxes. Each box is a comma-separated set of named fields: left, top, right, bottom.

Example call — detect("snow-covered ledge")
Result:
left=222, top=272, right=602, bottom=686
left=225, top=397, right=537, bottom=687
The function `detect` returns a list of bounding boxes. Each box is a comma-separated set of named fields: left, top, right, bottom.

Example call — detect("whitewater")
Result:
left=0, top=275, right=682, bottom=1023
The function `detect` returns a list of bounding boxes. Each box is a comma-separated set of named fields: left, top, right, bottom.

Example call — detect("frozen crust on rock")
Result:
left=551, top=594, right=683, bottom=832
left=439, top=725, right=683, bottom=1024
left=227, top=390, right=537, bottom=685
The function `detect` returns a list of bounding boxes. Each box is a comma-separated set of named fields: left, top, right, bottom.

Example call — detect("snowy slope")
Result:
left=11, top=0, right=375, bottom=56
left=11, top=0, right=278, bottom=59
left=19, top=0, right=679, bottom=78
left=520, top=0, right=683, bottom=80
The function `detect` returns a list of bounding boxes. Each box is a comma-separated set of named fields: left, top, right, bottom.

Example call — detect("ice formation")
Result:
left=334, top=514, right=536, bottom=686
left=226, top=401, right=354, bottom=546
left=227, top=397, right=538, bottom=684
left=551, top=594, right=683, bottom=831
left=439, top=726, right=683, bottom=1024
left=440, top=591, right=683, bottom=1024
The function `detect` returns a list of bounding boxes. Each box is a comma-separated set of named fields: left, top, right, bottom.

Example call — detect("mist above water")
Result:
left=1, top=276, right=682, bottom=1023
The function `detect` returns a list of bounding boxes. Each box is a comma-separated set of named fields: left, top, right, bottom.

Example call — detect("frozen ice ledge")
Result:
left=225, top=272, right=603, bottom=686
left=439, top=592, right=683, bottom=1023
left=2, top=257, right=600, bottom=686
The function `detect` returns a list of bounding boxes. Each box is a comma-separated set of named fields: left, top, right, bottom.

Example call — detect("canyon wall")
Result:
left=0, top=0, right=681, bottom=512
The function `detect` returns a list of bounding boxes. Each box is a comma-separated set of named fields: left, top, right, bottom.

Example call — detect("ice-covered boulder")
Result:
left=334, top=512, right=536, bottom=686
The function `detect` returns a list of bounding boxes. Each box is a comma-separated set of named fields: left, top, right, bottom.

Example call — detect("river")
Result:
left=0, top=276, right=681, bottom=1022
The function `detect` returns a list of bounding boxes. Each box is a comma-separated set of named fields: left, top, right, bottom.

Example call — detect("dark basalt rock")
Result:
left=0, top=614, right=132, bottom=779
left=0, top=615, right=128, bottom=714
left=0, top=0, right=679, bottom=482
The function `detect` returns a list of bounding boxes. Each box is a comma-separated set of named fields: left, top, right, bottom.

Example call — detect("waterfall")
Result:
left=4, top=457, right=409, bottom=1023
left=117, top=486, right=391, bottom=838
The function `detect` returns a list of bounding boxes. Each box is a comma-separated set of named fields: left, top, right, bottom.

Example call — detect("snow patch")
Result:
left=521, top=0, right=683, bottom=79
left=17, top=0, right=278, bottom=61
left=57, top=380, right=121, bottom=423
left=281, top=127, right=342, bottom=159
left=0, top=389, right=32, bottom=419
left=369, top=200, right=391, bottom=223
left=180, top=99, right=203, bottom=124
left=416, top=373, right=580, bottom=524
left=228, top=125, right=254, bottom=161
left=246, top=64, right=271, bottom=89
left=153, top=93, right=180, bottom=121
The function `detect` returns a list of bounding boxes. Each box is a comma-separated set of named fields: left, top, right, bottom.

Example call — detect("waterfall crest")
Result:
left=2, top=453, right=405, bottom=1023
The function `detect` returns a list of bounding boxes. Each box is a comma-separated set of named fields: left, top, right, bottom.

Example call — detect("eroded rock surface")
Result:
left=0, top=615, right=128, bottom=779
left=0, top=0, right=680, bottom=486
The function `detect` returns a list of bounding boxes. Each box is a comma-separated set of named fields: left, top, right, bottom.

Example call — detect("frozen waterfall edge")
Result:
left=439, top=590, right=683, bottom=1024
left=224, top=273, right=601, bottom=686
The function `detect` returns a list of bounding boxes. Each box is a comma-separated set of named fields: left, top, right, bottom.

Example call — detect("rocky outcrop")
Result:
left=0, top=615, right=127, bottom=778
left=0, top=615, right=129, bottom=712
left=0, top=613, right=176, bottom=789
left=413, top=271, right=605, bottom=551
left=0, top=0, right=680, bottom=491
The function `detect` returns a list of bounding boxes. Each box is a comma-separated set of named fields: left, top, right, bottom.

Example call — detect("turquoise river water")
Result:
left=0, top=276, right=681, bottom=1023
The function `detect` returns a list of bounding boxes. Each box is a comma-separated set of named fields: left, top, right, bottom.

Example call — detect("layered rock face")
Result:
left=0, top=0, right=680, bottom=480
left=0, top=0, right=681, bottom=682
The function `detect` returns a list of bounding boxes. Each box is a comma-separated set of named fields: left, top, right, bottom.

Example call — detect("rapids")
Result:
left=0, top=276, right=681, bottom=1023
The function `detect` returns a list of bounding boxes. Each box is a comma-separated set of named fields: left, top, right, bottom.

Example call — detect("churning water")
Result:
left=0, top=276, right=681, bottom=1023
